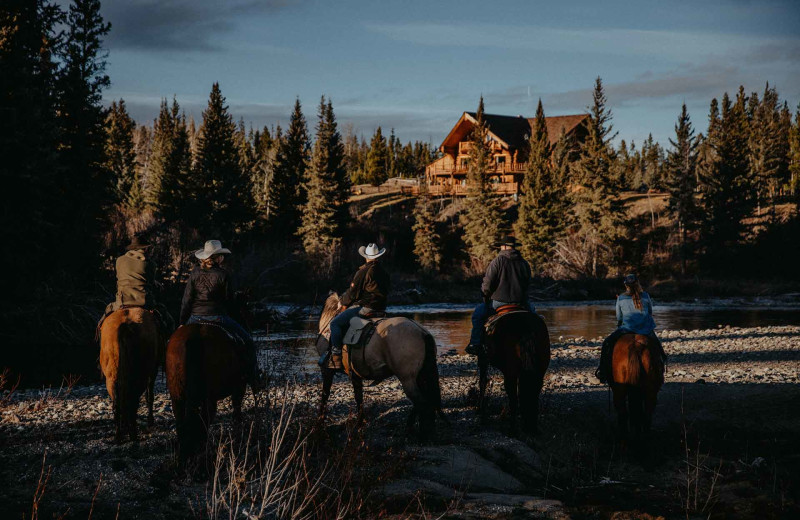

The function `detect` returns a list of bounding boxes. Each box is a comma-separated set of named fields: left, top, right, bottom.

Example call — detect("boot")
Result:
left=465, top=343, right=483, bottom=356
left=329, top=350, right=344, bottom=370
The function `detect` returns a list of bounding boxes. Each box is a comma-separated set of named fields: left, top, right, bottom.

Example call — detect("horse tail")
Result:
left=115, top=320, right=137, bottom=437
left=181, top=328, right=210, bottom=459
left=417, top=332, right=443, bottom=414
left=624, top=336, right=647, bottom=387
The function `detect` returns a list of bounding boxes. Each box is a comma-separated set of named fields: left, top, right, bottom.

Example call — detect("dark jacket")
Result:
left=340, top=260, right=391, bottom=311
left=481, top=249, right=531, bottom=303
left=114, top=249, right=155, bottom=308
left=180, top=265, right=234, bottom=324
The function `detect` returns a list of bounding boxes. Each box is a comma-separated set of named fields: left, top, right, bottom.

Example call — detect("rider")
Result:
left=328, top=243, right=391, bottom=369
left=180, top=240, right=263, bottom=390
left=99, top=234, right=171, bottom=334
left=595, top=273, right=667, bottom=384
left=466, top=235, right=534, bottom=356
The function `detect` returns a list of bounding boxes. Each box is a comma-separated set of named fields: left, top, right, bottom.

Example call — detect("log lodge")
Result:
left=424, top=111, right=589, bottom=196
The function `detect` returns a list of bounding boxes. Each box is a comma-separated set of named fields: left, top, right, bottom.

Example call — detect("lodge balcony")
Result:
left=401, top=181, right=519, bottom=197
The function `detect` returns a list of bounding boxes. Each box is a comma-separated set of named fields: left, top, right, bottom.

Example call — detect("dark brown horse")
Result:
left=99, top=308, right=164, bottom=442
left=316, top=293, right=443, bottom=438
left=610, top=333, right=664, bottom=439
left=166, top=323, right=252, bottom=464
left=478, top=307, right=551, bottom=434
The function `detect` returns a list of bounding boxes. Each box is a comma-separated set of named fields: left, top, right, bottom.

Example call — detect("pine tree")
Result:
left=299, top=96, right=343, bottom=272
left=104, top=99, right=140, bottom=210
left=56, top=0, right=111, bottom=274
left=145, top=98, right=191, bottom=223
left=365, top=126, right=388, bottom=186
left=195, top=82, right=253, bottom=237
left=461, top=96, right=505, bottom=270
left=699, top=89, right=752, bottom=265
left=412, top=178, right=442, bottom=274
left=665, top=103, right=699, bottom=274
left=252, top=126, right=277, bottom=220
left=551, top=129, right=574, bottom=186
left=571, top=77, right=624, bottom=277
left=324, top=100, right=349, bottom=231
left=269, top=99, right=309, bottom=237
left=514, top=99, right=567, bottom=272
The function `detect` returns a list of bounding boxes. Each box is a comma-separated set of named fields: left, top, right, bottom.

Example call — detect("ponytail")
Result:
left=626, top=280, right=644, bottom=310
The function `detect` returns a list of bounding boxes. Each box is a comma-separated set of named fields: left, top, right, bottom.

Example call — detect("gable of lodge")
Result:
left=424, top=111, right=588, bottom=196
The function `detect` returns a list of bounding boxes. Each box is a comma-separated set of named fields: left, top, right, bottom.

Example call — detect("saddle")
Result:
left=338, top=313, right=386, bottom=377
left=190, top=318, right=246, bottom=347
left=484, top=304, right=530, bottom=336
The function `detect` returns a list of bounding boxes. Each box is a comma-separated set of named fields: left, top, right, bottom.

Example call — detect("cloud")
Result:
left=366, top=21, right=800, bottom=60
left=102, top=0, right=300, bottom=52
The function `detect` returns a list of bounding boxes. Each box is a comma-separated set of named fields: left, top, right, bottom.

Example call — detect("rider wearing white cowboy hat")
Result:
left=328, top=243, right=391, bottom=369
left=180, top=239, right=264, bottom=390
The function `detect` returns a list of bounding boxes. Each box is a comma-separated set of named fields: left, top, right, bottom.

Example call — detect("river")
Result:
left=256, top=301, right=800, bottom=363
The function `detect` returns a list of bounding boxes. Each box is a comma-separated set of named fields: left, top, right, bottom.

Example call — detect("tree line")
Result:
left=414, top=78, right=800, bottom=280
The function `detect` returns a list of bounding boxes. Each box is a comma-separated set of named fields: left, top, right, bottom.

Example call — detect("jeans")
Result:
left=469, top=300, right=535, bottom=345
left=329, top=306, right=363, bottom=354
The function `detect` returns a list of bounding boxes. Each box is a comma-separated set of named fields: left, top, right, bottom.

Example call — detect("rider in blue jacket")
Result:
left=595, top=274, right=666, bottom=384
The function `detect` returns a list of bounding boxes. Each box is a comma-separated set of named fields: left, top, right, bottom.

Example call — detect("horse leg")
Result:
left=519, top=370, right=542, bottom=435
left=628, top=388, right=644, bottom=440
left=351, top=375, right=364, bottom=425
left=406, top=406, right=418, bottom=433
left=232, top=391, right=244, bottom=423
left=612, top=384, right=628, bottom=443
left=504, top=373, right=519, bottom=433
left=477, top=356, right=489, bottom=418
left=128, top=394, right=139, bottom=442
left=399, top=378, right=435, bottom=442
left=318, top=367, right=334, bottom=420
left=146, top=373, right=156, bottom=428
left=643, top=387, right=658, bottom=434
left=113, top=396, right=123, bottom=444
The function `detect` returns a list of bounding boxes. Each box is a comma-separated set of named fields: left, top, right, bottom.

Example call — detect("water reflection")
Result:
left=259, top=304, right=800, bottom=361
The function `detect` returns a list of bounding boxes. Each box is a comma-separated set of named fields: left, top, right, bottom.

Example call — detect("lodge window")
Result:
left=495, top=156, right=506, bottom=165
left=460, top=158, right=468, bottom=169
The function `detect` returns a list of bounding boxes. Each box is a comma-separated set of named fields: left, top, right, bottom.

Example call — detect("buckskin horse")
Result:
left=610, top=333, right=664, bottom=440
left=316, top=292, right=443, bottom=438
left=165, top=308, right=256, bottom=464
left=99, top=307, right=164, bottom=442
left=477, top=305, right=551, bottom=434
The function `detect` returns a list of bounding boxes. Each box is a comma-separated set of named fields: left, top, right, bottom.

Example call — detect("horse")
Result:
left=477, top=307, right=551, bottom=434
left=99, top=307, right=164, bottom=443
left=610, top=333, right=664, bottom=440
left=316, top=292, right=443, bottom=438
left=165, top=318, right=255, bottom=465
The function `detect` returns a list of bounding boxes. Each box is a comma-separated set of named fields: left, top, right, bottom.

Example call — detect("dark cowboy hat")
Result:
left=497, top=234, right=519, bottom=248
left=623, top=273, right=638, bottom=285
left=125, top=234, right=151, bottom=251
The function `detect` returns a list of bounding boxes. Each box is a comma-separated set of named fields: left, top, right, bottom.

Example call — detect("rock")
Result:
left=410, top=446, right=525, bottom=493
left=465, top=494, right=567, bottom=517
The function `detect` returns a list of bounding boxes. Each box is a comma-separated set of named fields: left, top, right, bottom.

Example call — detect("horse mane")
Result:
left=319, top=292, right=341, bottom=333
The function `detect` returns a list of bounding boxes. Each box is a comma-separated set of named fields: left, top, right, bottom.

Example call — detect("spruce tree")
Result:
left=269, top=99, right=309, bottom=237
left=789, top=104, right=800, bottom=213
left=324, top=100, right=349, bottom=231
left=365, top=126, right=388, bottom=186
left=1, top=0, right=64, bottom=294
left=551, top=129, right=574, bottom=186
left=252, top=126, right=277, bottom=220
left=460, top=96, right=505, bottom=270
left=146, top=98, right=192, bottom=223
left=747, top=83, right=784, bottom=218
left=195, top=82, right=253, bottom=237
left=665, top=103, right=699, bottom=274
left=514, top=99, right=567, bottom=272
left=56, top=0, right=111, bottom=274
left=699, top=89, right=752, bottom=266
left=299, top=96, right=343, bottom=272
left=571, top=77, right=624, bottom=277
left=104, top=99, right=140, bottom=210
left=412, top=178, right=442, bottom=274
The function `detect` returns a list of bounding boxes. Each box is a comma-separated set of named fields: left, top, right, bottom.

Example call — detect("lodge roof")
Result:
left=441, top=112, right=588, bottom=151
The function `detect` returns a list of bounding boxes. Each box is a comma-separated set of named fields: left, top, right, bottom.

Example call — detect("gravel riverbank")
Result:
left=1, top=325, right=798, bottom=518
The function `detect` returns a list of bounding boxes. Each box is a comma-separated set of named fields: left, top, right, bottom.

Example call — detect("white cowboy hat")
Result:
left=358, top=243, right=386, bottom=260
left=195, top=240, right=231, bottom=260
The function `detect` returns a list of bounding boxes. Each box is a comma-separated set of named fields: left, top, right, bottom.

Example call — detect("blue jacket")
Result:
left=615, top=292, right=656, bottom=335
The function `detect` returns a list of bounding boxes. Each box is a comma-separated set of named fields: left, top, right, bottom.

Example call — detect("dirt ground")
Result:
left=1, top=326, right=798, bottom=519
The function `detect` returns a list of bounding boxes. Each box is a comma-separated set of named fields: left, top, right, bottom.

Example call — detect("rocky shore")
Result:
left=1, top=325, right=799, bottom=518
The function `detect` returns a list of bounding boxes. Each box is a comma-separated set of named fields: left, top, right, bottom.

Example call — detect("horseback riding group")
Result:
left=99, top=232, right=666, bottom=461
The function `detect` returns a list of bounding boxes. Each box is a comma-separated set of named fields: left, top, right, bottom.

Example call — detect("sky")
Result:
left=99, top=0, right=800, bottom=148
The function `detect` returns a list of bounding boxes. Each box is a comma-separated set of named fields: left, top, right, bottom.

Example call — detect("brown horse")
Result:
left=316, top=293, right=443, bottom=438
left=165, top=324, right=251, bottom=464
left=478, top=307, right=551, bottom=434
left=610, top=333, right=664, bottom=439
left=99, top=307, right=164, bottom=442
